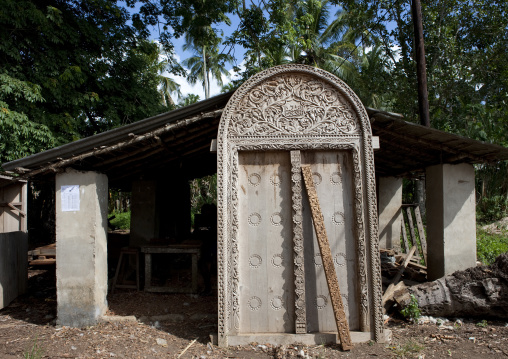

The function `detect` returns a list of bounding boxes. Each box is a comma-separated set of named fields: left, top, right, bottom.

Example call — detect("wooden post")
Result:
left=401, top=218, right=410, bottom=253
left=405, top=207, right=420, bottom=258
left=302, top=165, right=352, bottom=351
left=413, top=206, right=427, bottom=265
left=411, top=0, right=430, bottom=127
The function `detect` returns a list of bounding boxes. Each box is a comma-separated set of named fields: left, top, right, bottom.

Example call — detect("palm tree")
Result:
left=290, top=0, right=362, bottom=83
left=182, top=35, right=233, bottom=99
left=147, top=44, right=182, bottom=106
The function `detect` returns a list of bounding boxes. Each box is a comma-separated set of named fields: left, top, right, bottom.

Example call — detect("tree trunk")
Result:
left=411, top=0, right=430, bottom=127
left=203, top=46, right=209, bottom=99
left=393, top=253, right=508, bottom=319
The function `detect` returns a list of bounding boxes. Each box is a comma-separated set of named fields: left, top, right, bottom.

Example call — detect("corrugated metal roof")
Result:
left=3, top=92, right=508, bottom=183
left=3, top=92, right=232, bottom=171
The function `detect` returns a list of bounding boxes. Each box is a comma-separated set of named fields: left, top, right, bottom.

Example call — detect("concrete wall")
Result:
left=56, top=169, right=108, bottom=327
left=378, top=177, right=403, bottom=250
left=130, top=180, right=158, bottom=246
left=0, top=232, right=28, bottom=309
left=426, top=163, right=476, bottom=280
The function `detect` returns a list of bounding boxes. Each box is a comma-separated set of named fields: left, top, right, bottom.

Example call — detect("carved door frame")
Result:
left=217, top=65, right=382, bottom=347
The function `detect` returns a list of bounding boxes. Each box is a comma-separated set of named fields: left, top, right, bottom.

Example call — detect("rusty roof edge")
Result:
left=3, top=92, right=233, bottom=171
left=368, top=108, right=508, bottom=158
left=365, top=107, right=404, bottom=121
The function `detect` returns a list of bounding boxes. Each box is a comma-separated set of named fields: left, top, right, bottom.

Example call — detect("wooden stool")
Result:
left=111, top=247, right=140, bottom=293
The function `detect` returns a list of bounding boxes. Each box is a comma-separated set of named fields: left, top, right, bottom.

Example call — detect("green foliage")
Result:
left=400, top=294, right=421, bottom=322
left=476, top=195, right=508, bottom=224
left=109, top=211, right=131, bottom=230
left=476, top=227, right=508, bottom=265
left=190, top=174, right=217, bottom=227
left=476, top=162, right=508, bottom=224
left=0, top=74, right=55, bottom=164
left=0, top=0, right=178, bottom=164
left=178, top=94, right=201, bottom=107
left=476, top=319, right=488, bottom=328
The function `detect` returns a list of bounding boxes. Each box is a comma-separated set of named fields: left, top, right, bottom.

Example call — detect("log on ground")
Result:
left=393, top=253, right=508, bottom=319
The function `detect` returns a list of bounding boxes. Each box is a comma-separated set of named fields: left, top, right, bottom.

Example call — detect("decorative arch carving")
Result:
left=217, top=64, right=382, bottom=347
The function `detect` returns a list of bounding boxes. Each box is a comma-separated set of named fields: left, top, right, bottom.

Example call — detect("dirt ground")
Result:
left=1, top=268, right=507, bottom=359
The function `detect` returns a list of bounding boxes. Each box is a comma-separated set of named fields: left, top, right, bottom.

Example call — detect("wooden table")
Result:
left=140, top=244, right=201, bottom=293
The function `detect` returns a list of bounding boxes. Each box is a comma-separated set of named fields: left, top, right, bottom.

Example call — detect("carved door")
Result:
left=237, top=150, right=358, bottom=333
left=238, top=151, right=294, bottom=333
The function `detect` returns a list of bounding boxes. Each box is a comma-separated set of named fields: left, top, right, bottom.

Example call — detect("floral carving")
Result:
left=228, top=74, right=359, bottom=137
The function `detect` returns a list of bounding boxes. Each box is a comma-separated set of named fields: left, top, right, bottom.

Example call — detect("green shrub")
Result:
left=476, top=227, right=508, bottom=265
left=400, top=294, right=421, bottom=322
left=109, top=210, right=131, bottom=230
left=476, top=195, right=508, bottom=224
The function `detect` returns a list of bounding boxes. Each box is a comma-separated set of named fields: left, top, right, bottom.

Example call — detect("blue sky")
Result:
left=119, top=1, right=247, bottom=100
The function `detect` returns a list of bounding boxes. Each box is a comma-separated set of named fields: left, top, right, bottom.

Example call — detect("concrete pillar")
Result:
left=378, top=177, right=403, bottom=250
left=426, top=163, right=476, bottom=280
left=56, top=169, right=108, bottom=327
left=130, top=180, right=158, bottom=246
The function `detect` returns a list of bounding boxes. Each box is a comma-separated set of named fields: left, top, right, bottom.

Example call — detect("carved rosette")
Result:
left=291, top=150, right=307, bottom=333
left=217, top=64, right=383, bottom=346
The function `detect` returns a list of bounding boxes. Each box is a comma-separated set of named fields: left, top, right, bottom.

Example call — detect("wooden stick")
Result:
left=405, top=208, right=420, bottom=257
left=382, top=246, right=416, bottom=303
left=301, top=165, right=352, bottom=351
left=413, top=206, right=427, bottom=265
left=178, top=338, right=197, bottom=358
left=401, top=218, right=410, bottom=253
left=6, top=202, right=26, bottom=216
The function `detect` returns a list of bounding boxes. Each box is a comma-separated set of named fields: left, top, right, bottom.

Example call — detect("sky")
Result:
left=119, top=1, right=360, bottom=102
left=142, top=8, right=247, bottom=102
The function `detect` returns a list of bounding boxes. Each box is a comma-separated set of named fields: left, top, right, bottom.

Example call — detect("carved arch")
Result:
left=217, top=64, right=382, bottom=347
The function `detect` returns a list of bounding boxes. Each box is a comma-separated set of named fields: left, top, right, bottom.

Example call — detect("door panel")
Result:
left=301, top=151, right=359, bottom=332
left=238, top=152, right=294, bottom=333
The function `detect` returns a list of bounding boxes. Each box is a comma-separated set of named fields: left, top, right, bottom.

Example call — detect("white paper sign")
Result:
left=61, top=185, right=80, bottom=212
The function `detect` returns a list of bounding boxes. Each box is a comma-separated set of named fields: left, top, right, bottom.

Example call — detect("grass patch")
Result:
left=476, top=226, right=508, bottom=265
left=109, top=210, right=131, bottom=230
left=24, top=337, right=44, bottom=359
left=390, top=340, right=424, bottom=358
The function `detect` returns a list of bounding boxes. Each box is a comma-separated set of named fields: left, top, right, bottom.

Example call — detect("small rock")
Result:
left=71, top=346, right=77, bottom=350
left=156, top=338, right=167, bottom=347
left=436, top=318, right=449, bottom=326
left=258, top=344, right=267, bottom=350
left=438, top=325, right=454, bottom=331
